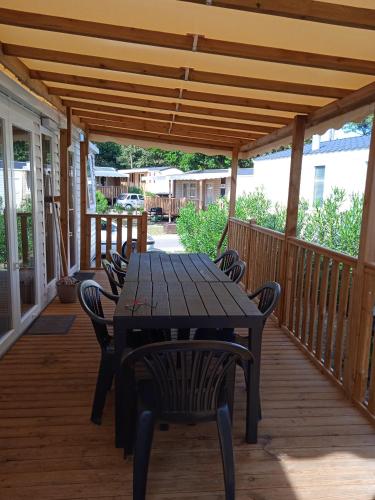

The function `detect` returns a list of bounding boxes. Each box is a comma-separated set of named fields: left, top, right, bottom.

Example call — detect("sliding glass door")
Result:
left=0, top=119, right=12, bottom=336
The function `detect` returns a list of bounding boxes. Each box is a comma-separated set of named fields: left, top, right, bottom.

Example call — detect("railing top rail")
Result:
left=288, top=236, right=358, bottom=266
left=86, top=212, right=145, bottom=219
left=229, top=217, right=285, bottom=240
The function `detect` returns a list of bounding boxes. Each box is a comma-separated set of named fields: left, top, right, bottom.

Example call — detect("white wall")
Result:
left=240, top=148, right=368, bottom=207
left=145, top=168, right=182, bottom=194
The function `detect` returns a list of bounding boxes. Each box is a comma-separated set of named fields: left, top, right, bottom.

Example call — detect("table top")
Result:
left=125, top=252, right=231, bottom=283
left=114, top=253, right=262, bottom=329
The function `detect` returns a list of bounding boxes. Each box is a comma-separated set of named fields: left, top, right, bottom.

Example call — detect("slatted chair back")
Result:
left=78, top=279, right=117, bottom=350
left=122, top=340, right=253, bottom=421
left=214, top=249, right=239, bottom=272
left=225, top=260, right=246, bottom=284
left=109, top=249, right=128, bottom=273
left=121, top=239, right=137, bottom=258
left=249, top=281, right=281, bottom=324
left=102, top=258, right=124, bottom=295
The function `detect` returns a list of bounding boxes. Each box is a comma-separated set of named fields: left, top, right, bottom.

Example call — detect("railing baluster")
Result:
left=307, top=252, right=321, bottom=352
left=334, top=264, right=351, bottom=379
left=316, top=256, right=330, bottom=360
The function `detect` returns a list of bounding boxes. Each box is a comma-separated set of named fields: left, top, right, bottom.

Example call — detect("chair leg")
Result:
left=133, top=410, right=155, bottom=500
left=217, top=405, right=235, bottom=500
left=91, top=356, right=113, bottom=425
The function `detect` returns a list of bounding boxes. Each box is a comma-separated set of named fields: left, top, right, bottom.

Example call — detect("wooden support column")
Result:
left=228, top=145, right=239, bottom=217
left=280, top=115, right=307, bottom=325
left=80, top=138, right=89, bottom=269
left=59, top=129, right=69, bottom=276
left=345, top=116, right=375, bottom=400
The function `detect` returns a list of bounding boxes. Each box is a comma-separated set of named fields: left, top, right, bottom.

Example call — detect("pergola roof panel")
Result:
left=0, top=0, right=373, bottom=156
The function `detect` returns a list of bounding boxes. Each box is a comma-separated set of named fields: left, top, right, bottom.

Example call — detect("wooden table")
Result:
left=113, top=252, right=263, bottom=453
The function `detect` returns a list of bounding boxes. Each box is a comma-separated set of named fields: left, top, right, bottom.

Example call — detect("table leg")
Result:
left=246, top=319, right=262, bottom=444
left=114, top=325, right=136, bottom=454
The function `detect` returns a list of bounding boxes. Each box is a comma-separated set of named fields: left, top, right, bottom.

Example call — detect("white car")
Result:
left=101, top=220, right=154, bottom=256
left=116, top=193, right=144, bottom=210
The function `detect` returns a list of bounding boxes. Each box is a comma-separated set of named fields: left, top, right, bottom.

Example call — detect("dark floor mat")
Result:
left=25, top=315, right=76, bottom=335
left=73, top=271, right=95, bottom=281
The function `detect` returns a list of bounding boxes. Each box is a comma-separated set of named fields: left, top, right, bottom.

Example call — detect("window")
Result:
left=182, top=182, right=197, bottom=198
left=220, top=178, right=226, bottom=197
left=313, top=165, right=325, bottom=204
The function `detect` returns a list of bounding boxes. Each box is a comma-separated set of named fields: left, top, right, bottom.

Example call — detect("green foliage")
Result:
left=13, top=141, right=30, bottom=161
left=128, top=186, right=143, bottom=194
left=95, top=191, right=109, bottom=214
left=112, top=203, right=126, bottom=214
left=176, top=187, right=364, bottom=258
left=343, top=115, right=373, bottom=136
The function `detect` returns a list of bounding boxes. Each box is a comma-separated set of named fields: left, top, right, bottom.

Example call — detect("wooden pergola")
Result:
left=0, top=0, right=374, bottom=411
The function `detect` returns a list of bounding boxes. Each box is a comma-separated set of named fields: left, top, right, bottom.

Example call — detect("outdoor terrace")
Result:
left=0, top=270, right=374, bottom=500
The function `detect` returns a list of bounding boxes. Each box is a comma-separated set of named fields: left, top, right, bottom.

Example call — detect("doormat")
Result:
left=25, top=315, right=76, bottom=335
left=73, top=271, right=95, bottom=281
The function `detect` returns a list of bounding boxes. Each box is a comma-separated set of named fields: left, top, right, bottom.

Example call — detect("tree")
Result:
left=95, top=142, right=123, bottom=168
left=342, top=115, right=373, bottom=136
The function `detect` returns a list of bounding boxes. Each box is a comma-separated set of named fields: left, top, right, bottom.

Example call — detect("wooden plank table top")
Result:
left=113, top=252, right=264, bottom=452
left=124, top=252, right=232, bottom=283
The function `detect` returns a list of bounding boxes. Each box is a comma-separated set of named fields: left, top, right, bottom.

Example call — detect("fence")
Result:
left=144, top=196, right=199, bottom=217
left=227, top=217, right=375, bottom=422
left=82, top=212, right=148, bottom=269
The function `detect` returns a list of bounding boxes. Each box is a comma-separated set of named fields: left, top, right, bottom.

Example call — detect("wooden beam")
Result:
left=88, top=125, right=235, bottom=150
left=280, top=115, right=307, bottom=327
left=81, top=115, right=263, bottom=140
left=30, top=71, right=298, bottom=121
left=228, top=146, right=240, bottom=217
left=241, top=80, right=375, bottom=155
left=66, top=98, right=292, bottom=126
left=54, top=87, right=318, bottom=115
left=3, top=44, right=349, bottom=99
left=1, top=8, right=374, bottom=75
left=346, top=117, right=375, bottom=401
left=179, top=0, right=375, bottom=31
left=72, top=109, right=279, bottom=134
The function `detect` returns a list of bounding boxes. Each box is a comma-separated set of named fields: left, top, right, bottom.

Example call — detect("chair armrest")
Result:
left=100, top=288, right=119, bottom=303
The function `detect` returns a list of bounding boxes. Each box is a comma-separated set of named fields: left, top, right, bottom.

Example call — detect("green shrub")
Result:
left=128, top=186, right=143, bottom=194
left=96, top=191, right=108, bottom=214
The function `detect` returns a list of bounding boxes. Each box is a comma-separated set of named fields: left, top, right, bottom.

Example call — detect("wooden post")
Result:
left=66, top=107, right=72, bottom=148
left=280, top=115, right=307, bottom=325
left=80, top=139, right=89, bottom=269
left=228, top=145, right=239, bottom=217
left=59, top=129, right=69, bottom=276
left=168, top=179, right=172, bottom=223
left=345, top=116, right=375, bottom=400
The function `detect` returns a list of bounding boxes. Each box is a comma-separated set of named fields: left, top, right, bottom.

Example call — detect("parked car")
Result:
left=116, top=193, right=144, bottom=210
left=101, top=220, right=154, bottom=255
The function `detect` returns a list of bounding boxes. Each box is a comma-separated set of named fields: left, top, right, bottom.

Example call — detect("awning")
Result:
left=0, top=1, right=374, bottom=156
left=94, top=168, right=128, bottom=178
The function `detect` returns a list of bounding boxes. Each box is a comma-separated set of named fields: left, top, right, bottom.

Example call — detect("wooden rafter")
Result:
left=30, top=71, right=309, bottom=117
left=80, top=114, right=263, bottom=140
left=1, top=8, right=375, bottom=75
left=64, top=98, right=292, bottom=126
left=53, top=87, right=318, bottom=115
left=3, top=44, right=350, bottom=98
left=179, top=0, right=375, bottom=31
left=88, top=125, right=235, bottom=150
left=72, top=109, right=279, bottom=134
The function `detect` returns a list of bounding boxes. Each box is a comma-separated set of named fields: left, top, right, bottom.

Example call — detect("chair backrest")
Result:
left=102, top=258, right=123, bottom=295
left=214, top=249, right=239, bottom=272
left=225, top=260, right=246, bottom=284
left=78, top=279, right=116, bottom=349
left=122, top=341, right=253, bottom=420
left=121, top=240, right=137, bottom=258
left=249, top=281, right=281, bottom=324
left=109, top=250, right=128, bottom=273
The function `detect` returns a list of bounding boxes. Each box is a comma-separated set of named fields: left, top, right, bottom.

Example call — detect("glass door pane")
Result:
left=0, top=120, right=12, bottom=335
left=42, top=135, right=55, bottom=283
left=12, top=126, right=35, bottom=316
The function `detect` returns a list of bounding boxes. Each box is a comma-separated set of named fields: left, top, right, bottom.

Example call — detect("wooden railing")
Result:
left=227, top=217, right=375, bottom=423
left=16, top=212, right=32, bottom=266
left=81, top=212, right=148, bottom=269
left=96, top=185, right=124, bottom=201
left=144, top=196, right=199, bottom=217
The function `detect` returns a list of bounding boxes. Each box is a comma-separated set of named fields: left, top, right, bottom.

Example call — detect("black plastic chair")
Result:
left=110, top=249, right=128, bottom=273
left=122, top=340, right=253, bottom=500
left=225, top=260, right=246, bottom=284
left=214, top=249, right=239, bottom=272
left=122, top=239, right=138, bottom=258
left=102, top=258, right=125, bottom=295
left=78, top=280, right=118, bottom=425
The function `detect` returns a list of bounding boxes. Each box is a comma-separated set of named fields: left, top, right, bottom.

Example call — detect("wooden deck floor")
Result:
left=0, top=271, right=374, bottom=500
